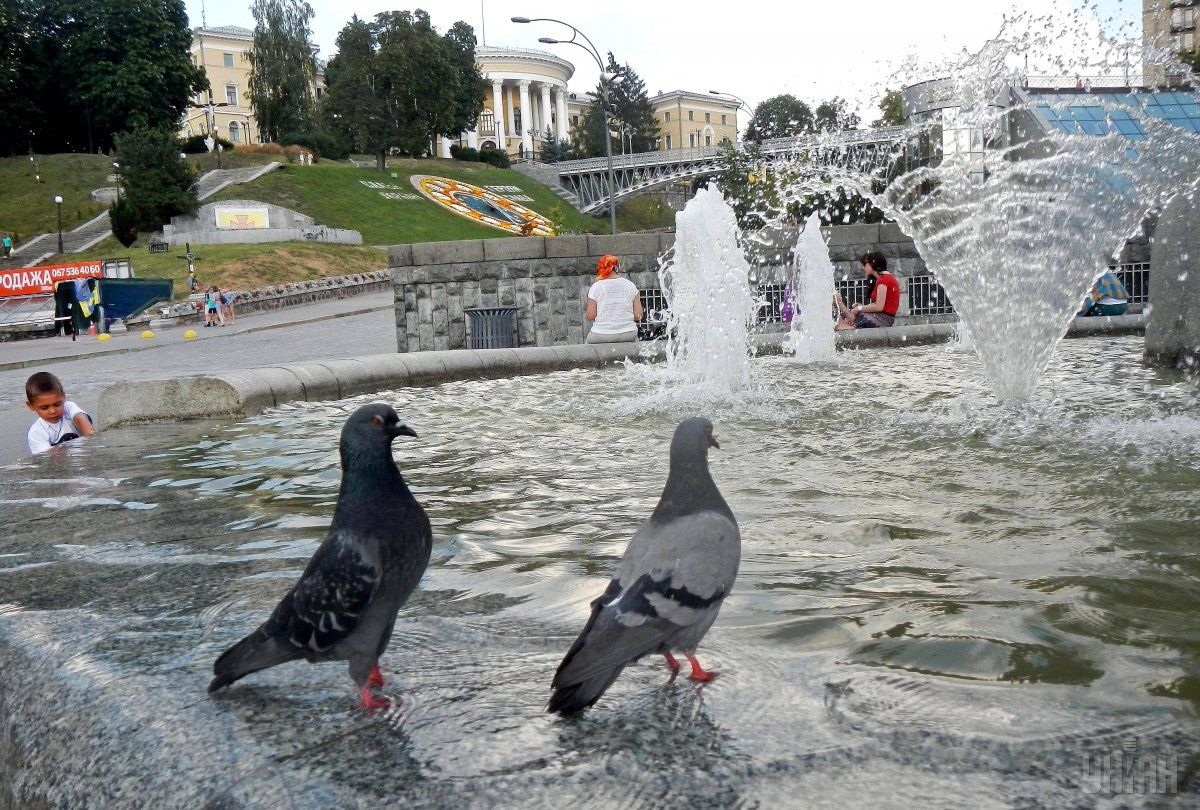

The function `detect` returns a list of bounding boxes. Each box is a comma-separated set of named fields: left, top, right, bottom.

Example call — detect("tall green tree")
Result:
left=323, top=9, right=485, bottom=170
left=248, top=0, right=317, bottom=143
left=814, top=97, right=860, bottom=132
left=0, top=0, right=204, bottom=155
left=109, top=128, right=198, bottom=242
left=873, top=89, right=905, bottom=128
left=572, top=54, right=658, bottom=158
left=745, top=94, right=814, bottom=142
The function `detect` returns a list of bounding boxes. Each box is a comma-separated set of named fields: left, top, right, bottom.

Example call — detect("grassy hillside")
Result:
left=36, top=238, right=388, bottom=298
left=0, top=153, right=113, bottom=243
left=206, top=158, right=610, bottom=244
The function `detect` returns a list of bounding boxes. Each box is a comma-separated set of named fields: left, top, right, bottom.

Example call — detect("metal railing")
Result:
left=907, top=275, right=956, bottom=316
left=1113, top=262, right=1150, bottom=304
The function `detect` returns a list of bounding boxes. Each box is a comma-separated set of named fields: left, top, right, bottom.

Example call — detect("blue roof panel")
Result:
left=1026, top=89, right=1200, bottom=142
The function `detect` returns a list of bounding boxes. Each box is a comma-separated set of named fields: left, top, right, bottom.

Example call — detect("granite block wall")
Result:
left=391, top=234, right=672, bottom=352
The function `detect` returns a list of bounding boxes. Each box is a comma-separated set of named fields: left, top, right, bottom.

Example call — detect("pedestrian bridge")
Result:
left=552, top=126, right=911, bottom=214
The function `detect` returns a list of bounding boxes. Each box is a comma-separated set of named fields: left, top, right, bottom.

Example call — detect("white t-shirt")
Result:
left=587, top=277, right=639, bottom=335
left=27, top=401, right=90, bottom=455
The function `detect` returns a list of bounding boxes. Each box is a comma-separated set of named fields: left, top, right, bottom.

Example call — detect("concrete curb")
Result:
left=98, top=343, right=663, bottom=429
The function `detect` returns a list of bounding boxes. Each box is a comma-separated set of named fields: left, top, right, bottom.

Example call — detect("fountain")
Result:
left=782, top=213, right=837, bottom=363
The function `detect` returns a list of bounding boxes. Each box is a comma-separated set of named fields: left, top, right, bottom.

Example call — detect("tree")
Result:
left=248, top=0, right=317, bottom=144
left=0, top=0, right=204, bottom=155
left=745, top=94, right=814, bottom=142
left=813, top=97, right=860, bottom=132
left=873, top=89, right=905, bottom=128
left=323, top=10, right=486, bottom=170
left=111, top=129, right=198, bottom=239
left=573, top=54, right=658, bottom=158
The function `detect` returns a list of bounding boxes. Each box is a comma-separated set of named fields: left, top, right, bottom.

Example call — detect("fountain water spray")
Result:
left=783, top=213, right=837, bottom=363
left=654, top=185, right=756, bottom=398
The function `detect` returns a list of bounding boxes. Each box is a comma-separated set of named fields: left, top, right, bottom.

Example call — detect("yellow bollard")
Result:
left=97, top=333, right=111, bottom=342
left=140, top=330, right=154, bottom=339
left=183, top=329, right=197, bottom=340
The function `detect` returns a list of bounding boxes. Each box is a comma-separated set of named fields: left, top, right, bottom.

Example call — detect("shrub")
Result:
left=181, top=134, right=234, bottom=154
left=281, top=129, right=350, bottom=161
left=478, top=148, right=510, bottom=168
left=109, top=199, right=139, bottom=247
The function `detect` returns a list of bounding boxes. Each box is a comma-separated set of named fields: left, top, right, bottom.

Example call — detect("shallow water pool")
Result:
left=1, top=335, right=1198, bottom=806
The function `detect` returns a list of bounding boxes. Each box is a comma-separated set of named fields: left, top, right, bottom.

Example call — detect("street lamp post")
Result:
left=54, top=195, right=63, bottom=253
left=514, top=15, right=620, bottom=235
left=709, top=90, right=751, bottom=141
left=112, top=162, right=121, bottom=203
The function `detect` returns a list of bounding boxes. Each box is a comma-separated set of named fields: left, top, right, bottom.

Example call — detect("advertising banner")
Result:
left=0, top=261, right=104, bottom=298
left=215, top=206, right=270, bottom=230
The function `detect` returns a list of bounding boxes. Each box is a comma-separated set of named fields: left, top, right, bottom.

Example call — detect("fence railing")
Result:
left=1114, top=262, right=1150, bottom=304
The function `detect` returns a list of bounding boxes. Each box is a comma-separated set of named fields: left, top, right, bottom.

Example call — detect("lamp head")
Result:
left=53, top=195, right=62, bottom=204
left=538, top=37, right=559, bottom=44
left=511, top=16, right=530, bottom=23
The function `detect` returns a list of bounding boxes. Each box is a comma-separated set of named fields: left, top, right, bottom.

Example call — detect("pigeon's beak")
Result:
left=708, top=434, right=720, bottom=450
left=387, top=424, right=417, bottom=439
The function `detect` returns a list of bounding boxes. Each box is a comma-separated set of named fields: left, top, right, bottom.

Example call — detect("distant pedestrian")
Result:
left=2, top=234, right=11, bottom=259
left=220, top=288, right=236, bottom=325
left=204, top=286, right=225, bottom=327
left=835, top=252, right=900, bottom=330
left=1079, top=271, right=1128, bottom=317
left=24, top=371, right=95, bottom=455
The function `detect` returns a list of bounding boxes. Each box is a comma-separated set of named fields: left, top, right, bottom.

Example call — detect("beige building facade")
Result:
left=180, top=25, right=325, bottom=145
left=1144, top=0, right=1198, bottom=85
left=649, top=91, right=739, bottom=151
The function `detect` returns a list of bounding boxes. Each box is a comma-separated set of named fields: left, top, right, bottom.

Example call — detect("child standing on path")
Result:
left=24, top=372, right=95, bottom=455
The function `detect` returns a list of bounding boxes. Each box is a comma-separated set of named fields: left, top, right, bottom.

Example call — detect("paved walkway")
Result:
left=0, top=291, right=395, bottom=463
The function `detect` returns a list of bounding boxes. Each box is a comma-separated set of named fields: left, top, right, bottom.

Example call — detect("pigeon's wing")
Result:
left=282, top=531, right=382, bottom=654
left=553, top=511, right=740, bottom=687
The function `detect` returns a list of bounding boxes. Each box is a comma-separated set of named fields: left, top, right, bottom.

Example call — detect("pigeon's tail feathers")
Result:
left=208, top=631, right=301, bottom=693
left=547, top=664, right=626, bottom=716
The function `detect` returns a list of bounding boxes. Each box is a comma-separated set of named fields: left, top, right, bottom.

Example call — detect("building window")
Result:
left=315, top=87, right=323, bottom=99
left=223, top=52, right=234, bottom=68
left=705, top=112, right=711, bottom=123
left=722, top=114, right=727, bottom=125
left=229, top=122, right=241, bottom=143
left=571, top=115, right=579, bottom=126
left=706, top=134, right=712, bottom=146
left=665, top=134, right=672, bottom=149
left=226, top=85, right=237, bottom=106
left=688, top=110, right=694, bottom=121
left=665, top=111, right=671, bottom=122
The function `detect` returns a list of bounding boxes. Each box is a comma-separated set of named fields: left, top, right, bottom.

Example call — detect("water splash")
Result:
left=783, top=213, right=837, bottom=363
left=648, top=186, right=756, bottom=400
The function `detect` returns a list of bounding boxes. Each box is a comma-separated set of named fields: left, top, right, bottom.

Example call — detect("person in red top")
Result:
left=835, top=251, right=901, bottom=330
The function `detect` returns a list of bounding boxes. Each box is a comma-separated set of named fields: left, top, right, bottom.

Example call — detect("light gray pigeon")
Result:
left=548, top=417, right=740, bottom=716
left=208, top=403, right=432, bottom=710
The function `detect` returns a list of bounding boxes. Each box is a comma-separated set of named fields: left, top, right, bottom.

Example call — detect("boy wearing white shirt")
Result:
left=25, top=372, right=95, bottom=455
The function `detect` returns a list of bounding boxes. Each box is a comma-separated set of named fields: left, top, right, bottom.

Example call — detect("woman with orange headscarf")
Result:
left=585, top=254, right=643, bottom=344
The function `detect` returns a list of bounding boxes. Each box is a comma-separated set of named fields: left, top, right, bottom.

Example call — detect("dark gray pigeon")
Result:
left=208, top=403, right=432, bottom=710
left=548, top=417, right=740, bottom=715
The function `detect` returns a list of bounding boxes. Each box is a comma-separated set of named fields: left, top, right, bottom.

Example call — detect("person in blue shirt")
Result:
left=1080, top=271, right=1128, bottom=316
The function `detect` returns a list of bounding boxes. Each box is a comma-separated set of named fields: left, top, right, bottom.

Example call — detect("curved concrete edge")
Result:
left=99, top=343, right=653, bottom=428
left=1065, top=312, right=1146, bottom=337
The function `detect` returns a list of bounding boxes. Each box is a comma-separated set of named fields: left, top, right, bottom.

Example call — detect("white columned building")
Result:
left=539, top=83, right=553, bottom=141
left=437, top=46, right=574, bottom=160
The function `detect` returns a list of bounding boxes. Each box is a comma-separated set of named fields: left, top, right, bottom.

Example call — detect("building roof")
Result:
left=476, top=45, right=575, bottom=82
left=1027, top=89, right=1200, bottom=139
left=194, top=25, right=253, bottom=41
left=649, top=90, right=740, bottom=109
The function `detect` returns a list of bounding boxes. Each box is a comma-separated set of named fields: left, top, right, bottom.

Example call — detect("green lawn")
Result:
left=0, top=153, right=113, bottom=243
left=206, top=158, right=613, bottom=244
left=37, top=237, right=388, bottom=299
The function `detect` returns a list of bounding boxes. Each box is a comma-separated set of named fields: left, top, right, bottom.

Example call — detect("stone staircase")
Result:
left=510, top=161, right=583, bottom=211
left=0, top=161, right=283, bottom=270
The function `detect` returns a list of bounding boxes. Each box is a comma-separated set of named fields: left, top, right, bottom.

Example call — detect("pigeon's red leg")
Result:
left=663, top=652, right=681, bottom=674
left=359, top=686, right=392, bottom=710
left=684, top=652, right=718, bottom=682
left=368, top=662, right=386, bottom=687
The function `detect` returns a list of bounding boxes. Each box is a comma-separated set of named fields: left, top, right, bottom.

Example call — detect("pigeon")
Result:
left=208, top=403, right=432, bottom=710
left=548, top=417, right=740, bottom=716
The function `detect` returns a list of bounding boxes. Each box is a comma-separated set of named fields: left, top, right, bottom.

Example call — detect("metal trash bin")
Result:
left=464, top=306, right=519, bottom=349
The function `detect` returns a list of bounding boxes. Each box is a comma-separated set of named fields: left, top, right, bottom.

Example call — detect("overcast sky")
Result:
left=184, top=0, right=1141, bottom=120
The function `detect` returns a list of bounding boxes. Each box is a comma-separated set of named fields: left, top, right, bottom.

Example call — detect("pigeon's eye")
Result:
left=703, top=427, right=712, bottom=437
left=371, top=416, right=384, bottom=427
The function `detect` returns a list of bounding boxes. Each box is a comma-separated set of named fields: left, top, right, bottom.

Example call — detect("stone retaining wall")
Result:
left=390, top=233, right=674, bottom=352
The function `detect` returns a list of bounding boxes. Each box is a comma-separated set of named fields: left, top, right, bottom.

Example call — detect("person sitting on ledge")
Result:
left=835, top=251, right=901, bottom=330
left=1079, top=270, right=1128, bottom=317
left=585, top=254, right=643, bottom=344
